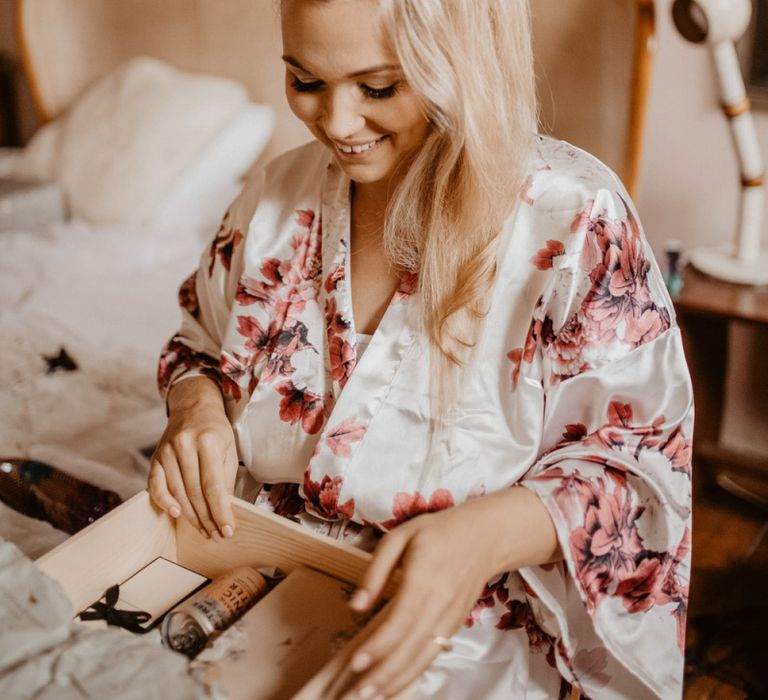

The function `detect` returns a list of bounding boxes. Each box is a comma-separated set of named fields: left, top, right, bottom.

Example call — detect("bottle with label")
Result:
left=162, top=566, right=270, bottom=657
left=0, top=457, right=122, bottom=534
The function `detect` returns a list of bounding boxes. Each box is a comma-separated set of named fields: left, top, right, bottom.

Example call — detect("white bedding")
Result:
left=0, top=216, right=207, bottom=557
left=0, top=57, right=274, bottom=560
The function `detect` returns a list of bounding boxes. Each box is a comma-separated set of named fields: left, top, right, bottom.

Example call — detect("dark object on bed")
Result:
left=43, top=346, right=78, bottom=374
left=0, top=53, right=21, bottom=147
left=0, top=458, right=122, bottom=534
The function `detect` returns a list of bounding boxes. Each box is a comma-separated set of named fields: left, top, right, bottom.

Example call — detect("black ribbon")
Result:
left=78, top=584, right=153, bottom=634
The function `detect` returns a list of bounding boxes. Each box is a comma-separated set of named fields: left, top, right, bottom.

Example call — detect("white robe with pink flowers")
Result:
left=159, top=137, right=693, bottom=700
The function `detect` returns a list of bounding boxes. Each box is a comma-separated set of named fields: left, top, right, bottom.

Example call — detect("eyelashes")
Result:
left=290, top=77, right=323, bottom=93
left=361, top=83, right=400, bottom=99
left=290, top=76, right=400, bottom=100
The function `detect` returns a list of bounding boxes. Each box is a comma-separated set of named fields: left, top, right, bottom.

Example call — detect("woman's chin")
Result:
left=334, top=158, right=394, bottom=186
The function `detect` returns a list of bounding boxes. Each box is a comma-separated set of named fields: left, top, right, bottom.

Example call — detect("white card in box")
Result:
left=77, top=556, right=209, bottom=632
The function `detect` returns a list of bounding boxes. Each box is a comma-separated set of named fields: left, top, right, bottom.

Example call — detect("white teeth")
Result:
left=337, top=138, right=380, bottom=154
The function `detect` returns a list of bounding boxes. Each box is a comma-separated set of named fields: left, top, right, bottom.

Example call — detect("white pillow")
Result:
left=15, top=57, right=271, bottom=226
left=148, top=102, right=273, bottom=236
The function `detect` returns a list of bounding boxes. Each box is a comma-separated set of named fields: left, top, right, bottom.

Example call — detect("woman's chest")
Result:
left=215, top=188, right=552, bottom=524
left=347, top=244, right=401, bottom=336
left=220, top=246, right=545, bottom=525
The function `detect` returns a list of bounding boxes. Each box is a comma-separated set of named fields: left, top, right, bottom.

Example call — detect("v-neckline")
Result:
left=319, top=162, right=419, bottom=402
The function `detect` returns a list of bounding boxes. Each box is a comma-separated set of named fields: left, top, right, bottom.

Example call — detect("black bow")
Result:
left=78, top=584, right=152, bottom=634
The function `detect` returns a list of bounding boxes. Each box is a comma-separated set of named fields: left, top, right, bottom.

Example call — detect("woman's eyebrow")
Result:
left=281, top=55, right=400, bottom=78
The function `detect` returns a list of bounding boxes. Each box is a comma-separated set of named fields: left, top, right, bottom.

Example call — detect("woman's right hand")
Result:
left=148, top=376, right=239, bottom=540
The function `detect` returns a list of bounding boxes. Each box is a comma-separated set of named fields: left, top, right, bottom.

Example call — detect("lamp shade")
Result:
left=672, top=0, right=752, bottom=44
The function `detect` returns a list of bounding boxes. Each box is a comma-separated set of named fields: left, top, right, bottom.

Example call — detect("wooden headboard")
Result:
left=16, top=0, right=654, bottom=194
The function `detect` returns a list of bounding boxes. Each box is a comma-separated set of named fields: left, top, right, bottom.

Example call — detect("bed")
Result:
left=1, top=0, right=656, bottom=559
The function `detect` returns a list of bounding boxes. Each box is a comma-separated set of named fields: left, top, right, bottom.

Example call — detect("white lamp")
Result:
left=672, top=0, right=768, bottom=285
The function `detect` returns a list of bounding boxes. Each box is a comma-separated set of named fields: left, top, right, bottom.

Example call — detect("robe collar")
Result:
left=301, top=161, right=421, bottom=521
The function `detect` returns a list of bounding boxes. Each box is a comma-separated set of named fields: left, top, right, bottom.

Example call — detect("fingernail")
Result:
left=222, top=524, right=234, bottom=538
left=169, top=506, right=181, bottom=518
left=351, top=651, right=372, bottom=673
left=356, top=683, right=377, bottom=699
left=199, top=528, right=210, bottom=539
left=350, top=589, right=370, bottom=611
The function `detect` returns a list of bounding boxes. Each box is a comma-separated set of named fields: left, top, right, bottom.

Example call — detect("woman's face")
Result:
left=281, top=0, right=429, bottom=188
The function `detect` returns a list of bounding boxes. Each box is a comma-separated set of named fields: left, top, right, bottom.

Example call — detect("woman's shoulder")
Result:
left=220, top=140, right=330, bottom=235
left=520, top=135, right=629, bottom=217
left=496, top=135, right=671, bottom=345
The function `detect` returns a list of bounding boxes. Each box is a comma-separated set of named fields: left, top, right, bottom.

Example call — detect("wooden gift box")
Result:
left=35, top=491, right=401, bottom=699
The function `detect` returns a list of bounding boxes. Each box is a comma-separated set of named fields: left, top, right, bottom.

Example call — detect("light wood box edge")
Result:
left=35, top=490, right=399, bottom=699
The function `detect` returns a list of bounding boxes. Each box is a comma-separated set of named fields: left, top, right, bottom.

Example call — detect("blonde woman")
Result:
left=148, top=0, right=693, bottom=697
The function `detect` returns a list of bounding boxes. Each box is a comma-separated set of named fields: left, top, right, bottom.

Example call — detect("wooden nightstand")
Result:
left=675, top=265, right=768, bottom=506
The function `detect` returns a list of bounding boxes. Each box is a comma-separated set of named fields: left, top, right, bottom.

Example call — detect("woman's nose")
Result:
left=322, top=88, right=365, bottom=140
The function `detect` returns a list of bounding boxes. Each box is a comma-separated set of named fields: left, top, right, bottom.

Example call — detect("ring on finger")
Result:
left=432, top=635, right=453, bottom=652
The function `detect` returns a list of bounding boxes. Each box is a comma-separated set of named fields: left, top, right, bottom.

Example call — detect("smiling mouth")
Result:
left=334, top=136, right=388, bottom=156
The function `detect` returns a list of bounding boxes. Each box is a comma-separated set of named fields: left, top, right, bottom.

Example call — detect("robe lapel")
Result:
left=301, top=164, right=421, bottom=521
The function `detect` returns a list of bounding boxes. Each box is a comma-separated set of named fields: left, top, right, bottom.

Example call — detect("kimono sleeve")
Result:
left=157, top=172, right=265, bottom=399
left=512, top=186, right=693, bottom=699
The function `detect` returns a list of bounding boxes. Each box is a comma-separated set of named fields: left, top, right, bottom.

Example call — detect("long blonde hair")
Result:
left=379, top=0, right=537, bottom=403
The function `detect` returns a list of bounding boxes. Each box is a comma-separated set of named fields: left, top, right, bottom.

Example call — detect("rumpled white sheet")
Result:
left=0, top=539, right=216, bottom=699
left=0, top=217, right=205, bottom=557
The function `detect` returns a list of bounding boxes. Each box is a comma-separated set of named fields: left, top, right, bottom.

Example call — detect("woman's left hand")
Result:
left=342, top=487, right=561, bottom=699
left=342, top=497, right=504, bottom=699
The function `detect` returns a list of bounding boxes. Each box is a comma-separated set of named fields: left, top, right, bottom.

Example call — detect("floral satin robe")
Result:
left=159, top=137, right=693, bottom=699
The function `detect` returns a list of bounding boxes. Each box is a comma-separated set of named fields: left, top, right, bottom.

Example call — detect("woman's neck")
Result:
left=350, top=179, right=391, bottom=244
left=348, top=178, right=403, bottom=335
left=352, top=179, right=391, bottom=220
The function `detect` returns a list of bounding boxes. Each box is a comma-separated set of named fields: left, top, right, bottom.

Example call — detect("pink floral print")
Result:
left=263, top=482, right=306, bottom=521
left=234, top=210, right=322, bottom=324
left=207, top=210, right=244, bottom=276
left=220, top=350, right=256, bottom=401
left=325, top=418, right=366, bottom=457
left=552, top=401, right=685, bottom=467
left=178, top=272, right=200, bottom=319
left=662, top=426, right=693, bottom=479
left=329, top=335, right=356, bottom=386
left=506, top=300, right=542, bottom=388
left=235, top=316, right=278, bottom=363
left=324, top=296, right=349, bottom=336
left=499, top=598, right=557, bottom=667
left=510, top=198, right=671, bottom=387
left=531, top=240, right=565, bottom=271
left=528, top=399, right=692, bottom=653
left=324, top=261, right=345, bottom=293
left=567, top=474, right=646, bottom=608
left=324, top=271, right=356, bottom=390
left=220, top=210, right=327, bottom=424
left=275, top=380, right=326, bottom=435
left=302, top=472, right=355, bottom=519
left=519, top=173, right=536, bottom=206
left=467, top=573, right=557, bottom=667
left=263, top=322, right=315, bottom=384
left=381, top=488, right=455, bottom=530
left=157, top=338, right=220, bottom=398
left=567, top=476, right=690, bottom=655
